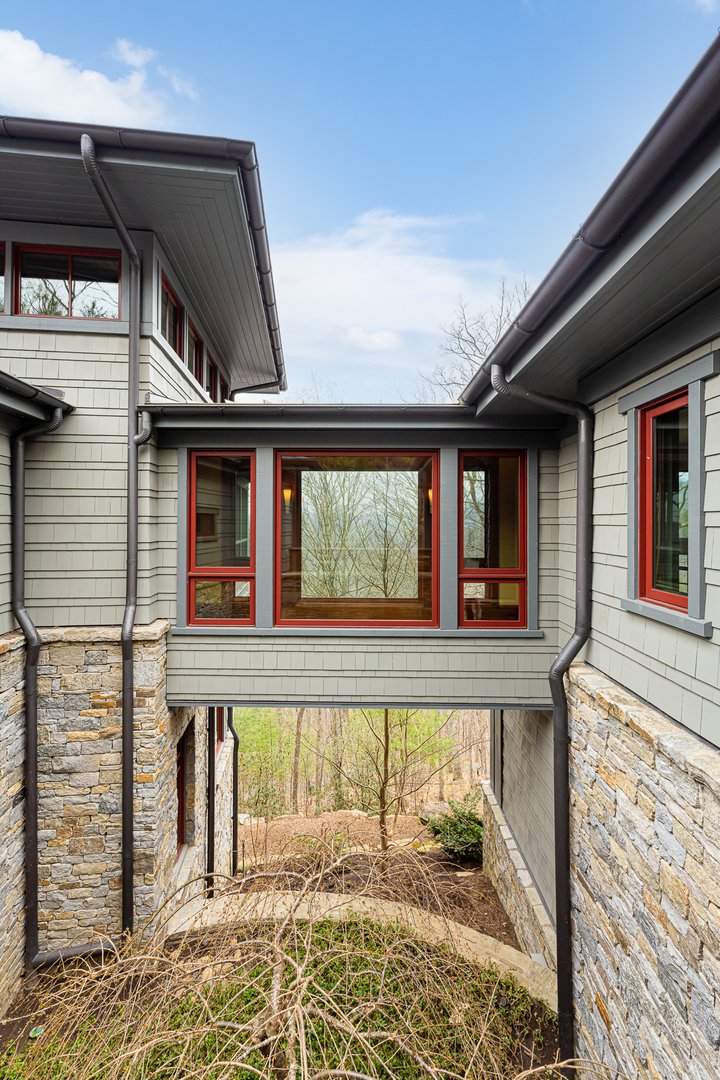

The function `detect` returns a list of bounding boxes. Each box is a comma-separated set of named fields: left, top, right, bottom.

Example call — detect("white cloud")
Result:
left=112, top=38, right=157, bottom=68
left=158, top=66, right=199, bottom=101
left=0, top=29, right=197, bottom=126
left=272, top=209, right=519, bottom=401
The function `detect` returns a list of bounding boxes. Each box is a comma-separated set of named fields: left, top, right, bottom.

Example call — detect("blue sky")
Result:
left=0, top=2, right=718, bottom=400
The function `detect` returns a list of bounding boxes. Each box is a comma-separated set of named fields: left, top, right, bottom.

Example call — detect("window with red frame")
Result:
left=188, top=322, right=204, bottom=384
left=215, top=707, right=226, bottom=750
left=638, top=390, right=689, bottom=611
left=276, top=452, right=437, bottom=626
left=459, top=451, right=527, bottom=627
left=0, top=244, right=5, bottom=312
left=189, top=451, right=254, bottom=624
left=176, top=727, right=188, bottom=855
left=219, top=376, right=229, bottom=403
left=206, top=355, right=219, bottom=401
left=15, top=245, right=120, bottom=319
left=161, top=276, right=184, bottom=357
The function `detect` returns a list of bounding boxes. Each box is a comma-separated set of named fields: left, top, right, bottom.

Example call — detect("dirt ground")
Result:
left=238, top=809, right=519, bottom=949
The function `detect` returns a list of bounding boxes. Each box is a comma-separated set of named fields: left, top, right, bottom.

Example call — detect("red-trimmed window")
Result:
left=276, top=451, right=438, bottom=626
left=215, top=707, right=226, bottom=751
left=161, top=275, right=184, bottom=357
left=0, top=244, right=5, bottom=312
left=459, top=451, right=527, bottom=627
left=220, top=376, right=229, bottom=403
left=188, top=322, right=204, bottom=384
left=14, top=245, right=120, bottom=319
left=638, top=391, right=689, bottom=611
left=189, top=451, right=255, bottom=625
left=176, top=728, right=188, bottom=855
left=206, top=355, right=219, bottom=402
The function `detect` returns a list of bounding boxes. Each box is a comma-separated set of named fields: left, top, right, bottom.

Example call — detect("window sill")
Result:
left=173, top=625, right=545, bottom=639
left=620, top=598, right=712, bottom=638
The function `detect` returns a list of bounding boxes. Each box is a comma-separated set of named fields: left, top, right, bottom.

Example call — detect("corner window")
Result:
left=14, top=246, right=120, bottom=319
left=638, top=391, right=688, bottom=611
left=459, top=451, right=526, bottom=627
left=276, top=451, right=437, bottom=626
left=189, top=452, right=254, bottom=624
left=161, top=275, right=184, bottom=357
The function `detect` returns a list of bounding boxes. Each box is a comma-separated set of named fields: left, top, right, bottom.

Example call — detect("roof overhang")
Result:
left=0, top=369, right=73, bottom=426
left=0, top=117, right=286, bottom=393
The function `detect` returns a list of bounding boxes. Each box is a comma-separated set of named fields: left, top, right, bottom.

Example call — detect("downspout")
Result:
left=227, top=710, right=240, bottom=875
left=81, top=133, right=141, bottom=935
left=490, top=364, right=593, bottom=1066
left=206, top=711, right=216, bottom=896
left=12, top=407, right=65, bottom=970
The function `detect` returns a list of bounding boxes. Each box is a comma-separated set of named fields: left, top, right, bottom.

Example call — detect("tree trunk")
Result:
left=291, top=707, right=305, bottom=814
left=379, top=708, right=391, bottom=852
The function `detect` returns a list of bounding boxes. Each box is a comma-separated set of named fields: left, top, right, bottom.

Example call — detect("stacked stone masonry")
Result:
left=568, top=662, right=720, bottom=1080
left=0, top=621, right=222, bottom=1015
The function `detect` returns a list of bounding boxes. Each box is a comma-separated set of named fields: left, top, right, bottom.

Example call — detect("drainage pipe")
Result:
left=490, top=364, right=593, bottom=1066
left=206, top=711, right=216, bottom=896
left=227, top=710, right=240, bottom=875
left=11, top=407, right=66, bottom=970
left=81, top=133, right=141, bottom=935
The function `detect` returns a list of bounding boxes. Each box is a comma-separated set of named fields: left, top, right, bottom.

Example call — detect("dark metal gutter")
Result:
left=11, top=405, right=66, bottom=969
left=0, top=115, right=286, bottom=393
left=490, top=364, right=594, bottom=1067
left=81, top=134, right=141, bottom=935
left=462, top=34, right=720, bottom=406
left=0, top=372, right=73, bottom=415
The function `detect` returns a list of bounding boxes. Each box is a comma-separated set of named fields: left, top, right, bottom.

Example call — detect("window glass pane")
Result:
left=463, top=454, right=520, bottom=568
left=71, top=254, right=119, bottom=317
left=193, top=579, right=251, bottom=621
left=19, top=251, right=69, bottom=315
left=653, top=404, right=689, bottom=597
left=462, top=581, right=521, bottom=623
left=0, top=247, right=5, bottom=311
left=161, top=284, right=182, bottom=353
left=194, top=455, right=252, bottom=568
left=279, top=453, right=434, bottom=622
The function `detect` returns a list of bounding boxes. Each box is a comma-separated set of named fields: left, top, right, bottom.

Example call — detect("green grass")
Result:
left=0, top=919, right=557, bottom=1080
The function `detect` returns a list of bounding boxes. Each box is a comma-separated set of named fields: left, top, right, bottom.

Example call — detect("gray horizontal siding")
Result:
left=166, top=635, right=555, bottom=708
left=500, top=709, right=555, bottom=919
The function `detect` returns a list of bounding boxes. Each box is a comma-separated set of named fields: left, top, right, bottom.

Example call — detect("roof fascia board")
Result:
left=474, top=140, right=720, bottom=415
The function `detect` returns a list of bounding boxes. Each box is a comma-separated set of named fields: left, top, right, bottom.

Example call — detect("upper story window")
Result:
left=459, top=451, right=526, bottom=627
left=276, top=451, right=437, bottom=626
left=0, top=244, right=5, bottom=312
left=206, top=355, right=219, bottom=402
left=188, top=451, right=254, bottom=624
left=14, top=246, right=120, bottom=319
left=188, top=322, right=204, bottom=385
left=638, top=391, right=688, bottom=611
left=161, top=275, right=184, bottom=357
left=220, top=375, right=229, bottom=403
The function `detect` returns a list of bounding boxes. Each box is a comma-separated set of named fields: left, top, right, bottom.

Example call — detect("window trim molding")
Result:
left=623, top=354, right=716, bottom=636
left=274, top=449, right=440, bottom=629
left=188, top=449, right=256, bottom=626
left=161, top=272, right=185, bottom=359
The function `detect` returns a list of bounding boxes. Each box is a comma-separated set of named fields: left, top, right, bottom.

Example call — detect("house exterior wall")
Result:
left=567, top=663, right=720, bottom=1079
left=554, top=342, right=720, bottom=749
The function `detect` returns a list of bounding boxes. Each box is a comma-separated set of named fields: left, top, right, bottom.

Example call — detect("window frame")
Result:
left=619, top=352, right=717, bottom=638
left=188, top=450, right=256, bottom=626
left=0, top=242, right=5, bottom=314
left=215, top=706, right=226, bottom=752
left=161, top=273, right=184, bottom=358
left=638, top=389, right=689, bottom=613
left=457, top=450, right=528, bottom=629
left=206, top=355, right=219, bottom=402
left=274, top=449, right=440, bottom=628
left=188, top=320, right=204, bottom=386
left=13, top=243, right=122, bottom=321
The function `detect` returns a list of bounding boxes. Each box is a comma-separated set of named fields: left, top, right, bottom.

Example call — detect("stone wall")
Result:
left=568, top=662, right=720, bottom=1079
left=0, top=633, right=27, bottom=1013
left=0, top=620, right=227, bottom=1014
left=481, top=782, right=557, bottom=971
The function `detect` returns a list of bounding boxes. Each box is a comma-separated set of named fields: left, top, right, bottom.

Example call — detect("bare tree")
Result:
left=418, top=276, right=532, bottom=402
left=291, top=707, right=305, bottom=814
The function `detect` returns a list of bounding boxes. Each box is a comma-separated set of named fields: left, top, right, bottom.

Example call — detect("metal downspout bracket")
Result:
left=489, top=364, right=594, bottom=1067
